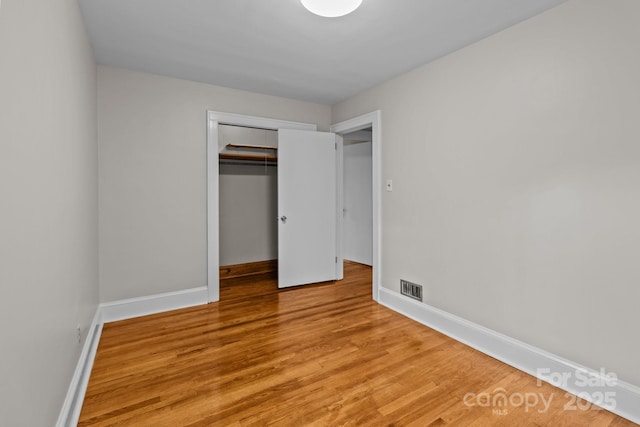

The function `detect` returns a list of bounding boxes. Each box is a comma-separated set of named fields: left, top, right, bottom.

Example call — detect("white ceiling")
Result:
left=79, top=0, right=567, bottom=105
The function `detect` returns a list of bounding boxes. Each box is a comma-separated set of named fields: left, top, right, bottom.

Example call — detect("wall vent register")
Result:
left=400, top=279, right=423, bottom=302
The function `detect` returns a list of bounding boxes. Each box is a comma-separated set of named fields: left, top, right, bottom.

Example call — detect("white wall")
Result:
left=0, top=0, right=98, bottom=425
left=98, top=66, right=331, bottom=302
left=343, top=141, right=372, bottom=265
left=333, top=0, right=640, bottom=386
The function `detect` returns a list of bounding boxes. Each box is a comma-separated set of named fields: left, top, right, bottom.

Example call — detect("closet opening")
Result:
left=218, top=124, right=279, bottom=295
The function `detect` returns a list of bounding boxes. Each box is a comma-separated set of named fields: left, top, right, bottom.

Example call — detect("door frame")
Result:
left=330, top=111, right=382, bottom=301
left=206, top=111, right=316, bottom=302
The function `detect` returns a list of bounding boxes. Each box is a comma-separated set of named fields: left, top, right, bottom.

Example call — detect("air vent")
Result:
left=400, top=279, right=423, bottom=302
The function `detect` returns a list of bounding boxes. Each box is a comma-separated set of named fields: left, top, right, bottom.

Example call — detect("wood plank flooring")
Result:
left=79, top=262, right=635, bottom=426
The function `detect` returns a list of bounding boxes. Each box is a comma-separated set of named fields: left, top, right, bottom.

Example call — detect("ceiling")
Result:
left=79, top=0, right=566, bottom=105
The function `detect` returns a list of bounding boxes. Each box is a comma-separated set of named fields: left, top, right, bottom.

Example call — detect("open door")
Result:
left=278, top=129, right=337, bottom=288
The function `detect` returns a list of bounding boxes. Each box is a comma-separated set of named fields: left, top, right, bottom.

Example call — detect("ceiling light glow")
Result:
left=301, top=0, right=363, bottom=18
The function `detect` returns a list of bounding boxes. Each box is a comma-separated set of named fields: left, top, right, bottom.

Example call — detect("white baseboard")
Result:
left=100, top=286, right=208, bottom=323
left=56, top=309, right=103, bottom=427
left=56, top=286, right=208, bottom=426
left=378, top=288, right=640, bottom=425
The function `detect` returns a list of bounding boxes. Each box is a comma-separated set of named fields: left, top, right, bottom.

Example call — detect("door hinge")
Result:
left=335, top=256, right=338, bottom=263
left=335, top=142, right=337, bottom=150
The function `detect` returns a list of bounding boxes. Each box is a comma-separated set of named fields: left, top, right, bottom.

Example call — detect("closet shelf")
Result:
left=220, top=143, right=278, bottom=163
left=219, top=153, right=277, bottom=163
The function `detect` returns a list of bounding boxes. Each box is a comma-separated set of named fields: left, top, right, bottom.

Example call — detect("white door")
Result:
left=278, top=129, right=337, bottom=288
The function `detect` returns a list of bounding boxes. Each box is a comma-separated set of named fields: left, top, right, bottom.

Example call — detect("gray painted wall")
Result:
left=0, top=0, right=99, bottom=425
left=333, top=0, right=640, bottom=386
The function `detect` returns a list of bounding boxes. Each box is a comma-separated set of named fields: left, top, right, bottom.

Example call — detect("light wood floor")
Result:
left=79, top=262, right=634, bottom=426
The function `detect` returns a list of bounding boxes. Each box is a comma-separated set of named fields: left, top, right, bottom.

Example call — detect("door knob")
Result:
left=280, top=215, right=287, bottom=223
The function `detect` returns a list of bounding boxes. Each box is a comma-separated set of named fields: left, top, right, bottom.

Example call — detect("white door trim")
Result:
left=206, top=111, right=316, bottom=302
left=335, top=133, right=344, bottom=281
left=330, top=110, right=382, bottom=301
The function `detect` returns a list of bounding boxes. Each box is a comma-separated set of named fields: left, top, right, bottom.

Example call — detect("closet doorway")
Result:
left=218, top=124, right=279, bottom=282
left=207, top=111, right=342, bottom=302
left=218, top=124, right=338, bottom=294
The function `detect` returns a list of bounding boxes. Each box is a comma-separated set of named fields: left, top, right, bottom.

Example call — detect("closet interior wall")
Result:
left=218, top=125, right=278, bottom=269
